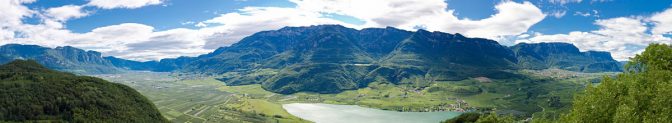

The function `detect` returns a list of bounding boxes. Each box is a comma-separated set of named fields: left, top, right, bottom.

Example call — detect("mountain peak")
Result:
left=517, top=42, right=576, bottom=47
left=513, top=42, right=581, bottom=55
left=55, top=45, right=76, bottom=49
left=415, top=28, right=431, bottom=34
left=384, top=26, right=399, bottom=30
left=512, top=42, right=621, bottom=72
left=454, top=33, right=466, bottom=38
left=584, top=51, right=615, bottom=61
left=278, top=24, right=349, bottom=32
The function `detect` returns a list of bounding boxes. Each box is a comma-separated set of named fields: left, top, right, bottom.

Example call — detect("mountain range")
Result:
left=0, top=25, right=622, bottom=94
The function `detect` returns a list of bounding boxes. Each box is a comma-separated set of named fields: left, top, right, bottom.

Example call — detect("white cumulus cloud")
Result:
left=650, top=8, right=672, bottom=35
left=550, top=10, right=567, bottom=18
left=516, top=16, right=672, bottom=61
left=6, top=22, right=211, bottom=61
left=44, top=5, right=88, bottom=22
left=0, top=0, right=36, bottom=41
left=288, top=0, right=546, bottom=40
left=199, top=7, right=352, bottom=49
left=549, top=0, right=583, bottom=5
left=87, top=0, right=163, bottom=9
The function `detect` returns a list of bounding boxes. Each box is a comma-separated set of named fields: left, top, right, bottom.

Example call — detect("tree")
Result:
left=475, top=112, right=515, bottom=123
left=0, top=60, right=169, bottom=122
left=443, top=112, right=516, bottom=123
left=443, top=112, right=481, bottom=123
left=561, top=44, right=672, bottom=122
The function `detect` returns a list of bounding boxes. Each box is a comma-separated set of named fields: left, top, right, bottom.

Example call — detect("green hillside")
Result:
left=443, top=44, right=672, bottom=122
left=0, top=60, right=168, bottom=122
left=179, top=26, right=622, bottom=94
left=561, top=44, right=672, bottom=122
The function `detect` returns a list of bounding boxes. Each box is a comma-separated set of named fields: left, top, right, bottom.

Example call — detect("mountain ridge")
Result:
left=511, top=42, right=622, bottom=72
left=0, top=44, right=121, bottom=74
left=0, top=25, right=623, bottom=94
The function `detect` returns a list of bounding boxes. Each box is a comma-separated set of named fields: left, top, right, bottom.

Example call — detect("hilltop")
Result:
left=0, top=60, right=168, bottom=122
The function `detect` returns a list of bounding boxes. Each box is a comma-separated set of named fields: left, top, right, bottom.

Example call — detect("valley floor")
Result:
left=95, top=72, right=309, bottom=123
left=95, top=69, right=617, bottom=123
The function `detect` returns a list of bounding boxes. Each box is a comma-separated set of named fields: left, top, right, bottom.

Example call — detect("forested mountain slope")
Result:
left=0, top=60, right=168, bottom=122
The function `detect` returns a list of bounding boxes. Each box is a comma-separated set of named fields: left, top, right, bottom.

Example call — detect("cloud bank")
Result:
left=0, top=0, right=669, bottom=61
left=87, top=0, right=163, bottom=9
left=516, top=14, right=672, bottom=60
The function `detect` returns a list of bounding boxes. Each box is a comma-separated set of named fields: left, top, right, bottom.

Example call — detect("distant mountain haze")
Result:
left=0, top=25, right=623, bottom=94
left=0, top=44, right=121, bottom=74
left=511, top=43, right=622, bottom=72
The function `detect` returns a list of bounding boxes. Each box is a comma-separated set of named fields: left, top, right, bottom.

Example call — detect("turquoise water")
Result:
left=283, top=103, right=462, bottom=123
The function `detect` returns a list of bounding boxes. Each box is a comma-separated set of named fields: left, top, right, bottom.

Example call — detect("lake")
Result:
left=283, top=103, right=462, bottom=123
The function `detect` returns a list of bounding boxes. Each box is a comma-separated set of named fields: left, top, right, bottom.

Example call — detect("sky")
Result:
left=0, top=0, right=671, bottom=61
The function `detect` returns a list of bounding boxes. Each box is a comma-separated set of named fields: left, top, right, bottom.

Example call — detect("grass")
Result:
left=461, top=92, right=507, bottom=108
left=225, top=98, right=306, bottom=123
left=219, top=84, right=276, bottom=97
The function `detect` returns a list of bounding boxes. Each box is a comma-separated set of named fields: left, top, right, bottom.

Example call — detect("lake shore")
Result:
left=282, top=103, right=462, bottom=123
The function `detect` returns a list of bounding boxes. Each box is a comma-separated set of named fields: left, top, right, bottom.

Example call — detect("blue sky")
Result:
left=23, top=0, right=672, bottom=34
left=25, top=0, right=297, bottom=32
left=1, top=0, right=671, bottom=61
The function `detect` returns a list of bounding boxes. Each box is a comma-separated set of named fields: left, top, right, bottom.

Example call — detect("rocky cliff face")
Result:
left=0, top=44, right=120, bottom=74
left=511, top=42, right=622, bottom=72
left=169, top=25, right=620, bottom=94
left=0, top=25, right=623, bottom=94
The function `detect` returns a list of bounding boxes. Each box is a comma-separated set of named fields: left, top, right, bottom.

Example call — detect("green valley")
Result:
left=95, top=72, right=310, bottom=123
left=0, top=25, right=631, bottom=122
left=94, top=67, right=616, bottom=122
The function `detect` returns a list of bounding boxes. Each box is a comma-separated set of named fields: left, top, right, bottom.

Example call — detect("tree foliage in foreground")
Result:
left=561, top=43, right=672, bottom=122
left=443, top=112, right=516, bottom=123
left=444, top=44, right=672, bottom=123
left=443, top=112, right=481, bottom=123
left=0, top=60, right=168, bottom=122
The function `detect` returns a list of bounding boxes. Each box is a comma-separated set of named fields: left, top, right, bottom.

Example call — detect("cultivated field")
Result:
left=95, top=72, right=308, bottom=123
left=94, top=69, right=617, bottom=122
